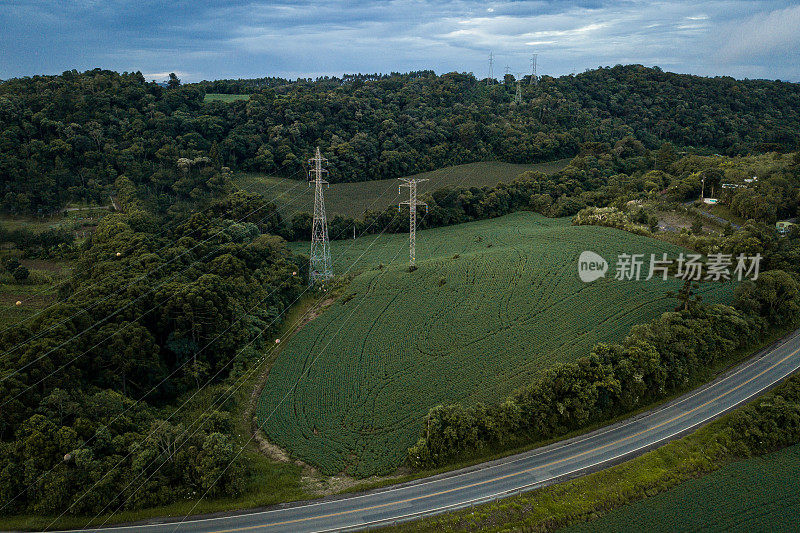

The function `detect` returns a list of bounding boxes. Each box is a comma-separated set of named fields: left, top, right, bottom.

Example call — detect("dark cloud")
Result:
left=0, top=0, right=797, bottom=81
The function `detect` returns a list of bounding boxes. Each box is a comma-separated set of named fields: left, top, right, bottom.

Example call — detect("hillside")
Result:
left=234, top=159, right=570, bottom=219
left=257, top=212, right=734, bottom=477
left=2, top=66, right=799, bottom=214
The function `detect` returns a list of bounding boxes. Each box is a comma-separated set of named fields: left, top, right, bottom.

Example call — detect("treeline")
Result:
left=397, top=368, right=800, bottom=533
left=0, top=193, right=303, bottom=514
left=2, top=65, right=800, bottom=214
left=193, top=76, right=291, bottom=94
left=407, top=270, right=800, bottom=469
left=194, top=71, right=435, bottom=94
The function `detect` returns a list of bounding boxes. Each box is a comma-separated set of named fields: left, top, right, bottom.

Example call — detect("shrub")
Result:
left=12, top=265, right=29, bottom=281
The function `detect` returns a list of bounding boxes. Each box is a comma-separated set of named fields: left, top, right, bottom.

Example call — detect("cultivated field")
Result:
left=568, top=443, right=800, bottom=532
left=203, top=93, right=251, bottom=103
left=257, top=212, right=734, bottom=477
left=235, top=159, right=571, bottom=218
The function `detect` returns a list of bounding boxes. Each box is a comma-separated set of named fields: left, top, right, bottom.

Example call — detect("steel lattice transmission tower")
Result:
left=487, top=51, right=494, bottom=85
left=398, top=178, right=428, bottom=268
left=308, top=147, right=333, bottom=285
left=514, top=76, right=523, bottom=104
left=530, top=54, right=538, bottom=85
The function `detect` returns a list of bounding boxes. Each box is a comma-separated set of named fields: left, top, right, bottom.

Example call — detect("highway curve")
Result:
left=64, top=328, right=800, bottom=533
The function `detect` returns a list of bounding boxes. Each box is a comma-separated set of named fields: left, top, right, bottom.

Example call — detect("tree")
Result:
left=734, top=270, right=800, bottom=324
left=668, top=279, right=703, bottom=312
left=198, top=433, right=245, bottom=497
left=167, top=72, right=181, bottom=89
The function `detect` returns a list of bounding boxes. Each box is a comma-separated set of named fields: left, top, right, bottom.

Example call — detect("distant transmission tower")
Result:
left=530, top=54, right=538, bottom=85
left=398, top=178, right=428, bottom=268
left=487, top=51, right=494, bottom=85
left=308, top=147, right=333, bottom=285
left=504, top=65, right=511, bottom=83
left=514, top=76, right=523, bottom=104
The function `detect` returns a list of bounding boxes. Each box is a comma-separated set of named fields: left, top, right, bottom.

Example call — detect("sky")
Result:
left=1, top=0, right=798, bottom=83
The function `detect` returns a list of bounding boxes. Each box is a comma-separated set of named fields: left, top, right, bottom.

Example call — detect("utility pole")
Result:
left=398, top=178, right=428, bottom=268
left=530, top=54, right=538, bottom=85
left=487, top=51, right=494, bottom=85
left=308, top=147, right=333, bottom=285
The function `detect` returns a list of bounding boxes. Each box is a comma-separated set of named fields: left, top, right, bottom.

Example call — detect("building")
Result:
left=776, top=221, right=796, bottom=235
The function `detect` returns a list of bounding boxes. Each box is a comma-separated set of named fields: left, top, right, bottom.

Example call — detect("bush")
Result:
left=12, top=265, right=29, bottom=281
left=572, top=206, right=651, bottom=235
left=4, top=257, right=20, bottom=273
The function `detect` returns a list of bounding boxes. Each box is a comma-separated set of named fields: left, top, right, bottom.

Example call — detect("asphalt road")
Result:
left=65, top=328, right=800, bottom=533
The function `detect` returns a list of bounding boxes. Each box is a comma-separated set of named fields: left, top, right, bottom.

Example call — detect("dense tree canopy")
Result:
left=2, top=66, right=799, bottom=214
left=0, top=194, right=303, bottom=514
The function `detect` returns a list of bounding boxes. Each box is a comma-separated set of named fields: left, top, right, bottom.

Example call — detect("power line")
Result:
left=398, top=178, right=428, bottom=268
left=69, top=196, right=412, bottom=531
left=308, top=147, right=333, bottom=285
left=0, top=164, right=306, bottom=338
left=11, top=164, right=410, bottom=522
left=74, top=161, right=467, bottom=529
left=170, top=164, right=476, bottom=529
left=39, top=157, right=473, bottom=528
left=0, top=174, right=325, bottom=405
left=32, top=152, right=429, bottom=524
left=89, top=161, right=476, bottom=530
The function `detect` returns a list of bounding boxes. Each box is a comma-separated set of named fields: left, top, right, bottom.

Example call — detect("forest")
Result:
left=1, top=66, right=799, bottom=214
left=0, top=194, right=304, bottom=514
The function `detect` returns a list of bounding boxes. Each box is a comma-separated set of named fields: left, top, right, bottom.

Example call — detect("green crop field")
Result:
left=203, top=93, right=251, bottom=103
left=567, top=443, right=800, bottom=532
left=235, top=159, right=571, bottom=219
left=257, top=212, right=735, bottom=477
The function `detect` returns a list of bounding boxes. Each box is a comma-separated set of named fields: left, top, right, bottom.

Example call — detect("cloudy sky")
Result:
left=1, top=0, right=798, bottom=82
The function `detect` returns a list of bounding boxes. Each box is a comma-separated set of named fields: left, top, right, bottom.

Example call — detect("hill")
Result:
left=2, top=66, right=799, bottom=214
left=257, top=212, right=734, bottom=477
left=233, top=159, right=570, bottom=219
